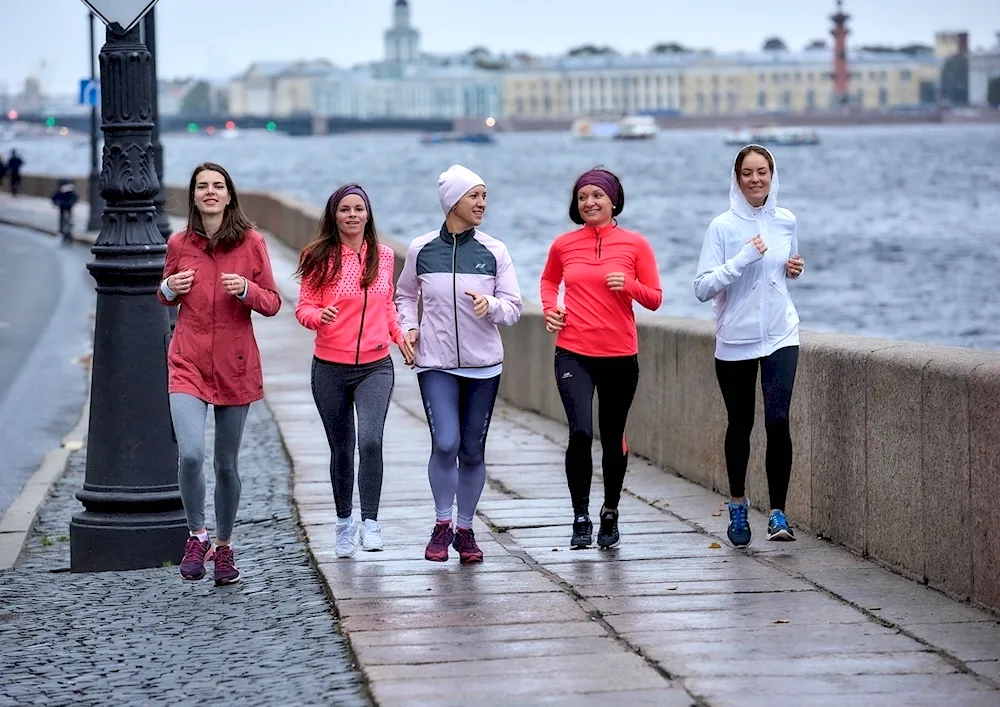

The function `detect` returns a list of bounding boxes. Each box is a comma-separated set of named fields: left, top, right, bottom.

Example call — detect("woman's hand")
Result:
left=750, top=235, right=767, bottom=255
left=167, top=269, right=195, bottom=295
left=398, top=330, right=416, bottom=365
left=221, top=272, right=247, bottom=297
left=606, top=272, right=626, bottom=292
left=464, top=290, right=489, bottom=319
left=786, top=254, right=804, bottom=278
left=319, top=305, right=339, bottom=324
left=544, top=308, right=566, bottom=333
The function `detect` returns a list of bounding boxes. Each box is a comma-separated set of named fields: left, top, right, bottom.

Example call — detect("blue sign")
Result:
left=79, top=79, right=100, bottom=106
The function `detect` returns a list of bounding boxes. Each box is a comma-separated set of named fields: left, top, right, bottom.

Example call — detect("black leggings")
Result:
left=554, top=348, right=639, bottom=517
left=715, top=345, right=798, bottom=511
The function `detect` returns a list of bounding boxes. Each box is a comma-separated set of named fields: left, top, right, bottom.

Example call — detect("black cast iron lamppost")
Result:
left=71, top=0, right=187, bottom=572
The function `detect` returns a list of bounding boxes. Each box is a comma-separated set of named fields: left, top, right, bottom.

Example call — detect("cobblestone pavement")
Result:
left=0, top=402, right=371, bottom=707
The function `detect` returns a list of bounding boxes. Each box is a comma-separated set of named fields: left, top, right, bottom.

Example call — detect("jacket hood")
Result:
left=729, top=145, right=778, bottom=221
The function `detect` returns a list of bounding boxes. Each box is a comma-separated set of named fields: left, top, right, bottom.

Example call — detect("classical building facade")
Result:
left=503, top=49, right=941, bottom=119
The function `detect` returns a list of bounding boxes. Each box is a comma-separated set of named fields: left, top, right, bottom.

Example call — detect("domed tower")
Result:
left=385, top=0, right=421, bottom=71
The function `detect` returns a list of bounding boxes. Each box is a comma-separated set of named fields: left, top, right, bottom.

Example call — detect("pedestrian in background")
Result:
left=295, top=183, right=414, bottom=559
left=396, top=164, right=522, bottom=564
left=7, top=150, right=23, bottom=196
left=694, top=144, right=804, bottom=548
left=51, top=178, right=79, bottom=245
left=159, top=162, right=281, bottom=585
left=540, top=167, right=662, bottom=550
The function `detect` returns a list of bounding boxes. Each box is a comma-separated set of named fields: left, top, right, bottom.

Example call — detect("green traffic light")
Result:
left=187, top=123, right=198, bottom=133
left=45, top=116, right=56, bottom=127
left=265, top=121, right=276, bottom=132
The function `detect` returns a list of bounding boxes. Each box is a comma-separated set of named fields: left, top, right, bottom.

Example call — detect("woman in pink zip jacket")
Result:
left=395, top=165, right=522, bottom=564
left=295, top=184, right=414, bottom=559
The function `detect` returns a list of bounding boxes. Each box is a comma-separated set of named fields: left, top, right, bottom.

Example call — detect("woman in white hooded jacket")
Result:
left=694, top=144, right=805, bottom=549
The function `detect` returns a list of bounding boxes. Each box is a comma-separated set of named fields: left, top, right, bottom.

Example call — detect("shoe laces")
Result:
left=431, top=523, right=452, bottom=545
left=215, top=545, right=234, bottom=569
left=770, top=510, right=787, bottom=528
left=183, top=537, right=206, bottom=562
left=456, top=529, right=478, bottom=552
left=730, top=503, right=749, bottom=530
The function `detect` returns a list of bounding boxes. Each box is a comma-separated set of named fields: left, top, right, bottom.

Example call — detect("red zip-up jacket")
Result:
left=295, top=242, right=404, bottom=364
left=540, top=223, right=662, bottom=357
left=159, top=229, right=282, bottom=405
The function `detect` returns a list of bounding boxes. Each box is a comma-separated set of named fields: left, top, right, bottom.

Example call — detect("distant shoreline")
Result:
left=454, top=108, right=1000, bottom=133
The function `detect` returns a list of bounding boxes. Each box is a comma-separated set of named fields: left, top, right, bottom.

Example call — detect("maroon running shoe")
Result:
left=180, top=536, right=211, bottom=580
left=424, top=522, right=454, bottom=562
left=213, top=545, right=241, bottom=586
left=452, top=528, right=484, bottom=565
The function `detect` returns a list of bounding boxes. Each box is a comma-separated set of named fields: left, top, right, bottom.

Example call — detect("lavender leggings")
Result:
left=417, top=371, right=500, bottom=529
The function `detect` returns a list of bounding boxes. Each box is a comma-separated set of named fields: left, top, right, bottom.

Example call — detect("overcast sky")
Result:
left=4, top=0, right=1000, bottom=95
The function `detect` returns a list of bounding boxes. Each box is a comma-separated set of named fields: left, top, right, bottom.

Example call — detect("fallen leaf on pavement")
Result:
left=709, top=542, right=721, bottom=549
left=774, top=619, right=790, bottom=624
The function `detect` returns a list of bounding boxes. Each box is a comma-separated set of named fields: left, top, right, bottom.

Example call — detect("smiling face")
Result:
left=452, top=185, right=486, bottom=227
left=737, top=151, right=772, bottom=207
left=193, top=169, right=231, bottom=216
left=576, top=184, right=614, bottom=227
left=335, top=194, right=368, bottom=239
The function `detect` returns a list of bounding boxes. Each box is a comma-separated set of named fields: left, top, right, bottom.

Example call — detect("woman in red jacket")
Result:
left=295, top=184, right=414, bottom=559
left=540, top=168, right=662, bottom=550
left=159, top=162, right=281, bottom=585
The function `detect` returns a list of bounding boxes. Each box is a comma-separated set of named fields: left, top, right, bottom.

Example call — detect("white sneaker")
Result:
left=359, top=519, right=384, bottom=551
left=335, top=519, right=358, bottom=558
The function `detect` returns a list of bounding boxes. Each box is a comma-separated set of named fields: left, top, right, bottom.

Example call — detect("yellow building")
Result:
left=502, top=49, right=941, bottom=119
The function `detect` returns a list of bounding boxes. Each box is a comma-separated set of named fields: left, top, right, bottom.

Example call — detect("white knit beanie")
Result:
left=437, top=164, right=485, bottom=215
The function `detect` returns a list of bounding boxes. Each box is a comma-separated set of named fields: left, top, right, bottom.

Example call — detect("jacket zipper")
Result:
left=451, top=236, right=461, bottom=368
left=355, top=251, right=367, bottom=365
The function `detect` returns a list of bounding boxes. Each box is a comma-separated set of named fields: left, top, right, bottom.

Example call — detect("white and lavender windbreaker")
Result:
left=396, top=225, right=522, bottom=371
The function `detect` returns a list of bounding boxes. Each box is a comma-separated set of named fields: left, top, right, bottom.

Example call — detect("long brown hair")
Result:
left=295, top=184, right=380, bottom=290
left=186, top=162, right=255, bottom=252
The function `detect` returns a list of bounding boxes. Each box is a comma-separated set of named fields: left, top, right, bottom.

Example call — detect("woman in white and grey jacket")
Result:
left=396, top=164, right=522, bottom=565
left=694, top=144, right=805, bottom=549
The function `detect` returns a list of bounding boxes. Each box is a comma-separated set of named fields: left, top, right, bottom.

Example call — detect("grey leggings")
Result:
left=311, top=356, right=394, bottom=521
left=169, top=393, right=250, bottom=541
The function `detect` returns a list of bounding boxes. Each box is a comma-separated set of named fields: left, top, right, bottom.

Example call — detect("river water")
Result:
left=13, top=123, right=1000, bottom=350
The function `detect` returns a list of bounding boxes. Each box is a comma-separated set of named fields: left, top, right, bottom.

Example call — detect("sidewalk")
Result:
left=3, top=192, right=1000, bottom=705
left=258, top=234, right=1000, bottom=706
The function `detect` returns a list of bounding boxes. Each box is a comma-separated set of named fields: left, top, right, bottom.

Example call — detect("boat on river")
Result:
left=571, top=115, right=657, bottom=140
left=725, top=126, right=820, bottom=146
left=420, top=132, right=495, bottom=145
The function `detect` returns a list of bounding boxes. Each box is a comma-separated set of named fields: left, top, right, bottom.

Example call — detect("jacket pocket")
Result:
left=718, top=282, right=761, bottom=345
left=767, top=279, right=797, bottom=338
left=233, top=334, right=248, bottom=377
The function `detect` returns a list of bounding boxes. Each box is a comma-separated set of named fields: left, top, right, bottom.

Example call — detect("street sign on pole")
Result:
left=79, top=0, right=159, bottom=33
left=79, top=78, right=100, bottom=106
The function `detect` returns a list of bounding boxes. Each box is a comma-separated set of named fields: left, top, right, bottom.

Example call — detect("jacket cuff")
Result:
left=160, top=279, right=178, bottom=301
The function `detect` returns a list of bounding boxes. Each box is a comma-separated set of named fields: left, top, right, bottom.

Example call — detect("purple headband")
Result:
left=574, top=169, right=621, bottom=207
left=330, top=184, right=372, bottom=219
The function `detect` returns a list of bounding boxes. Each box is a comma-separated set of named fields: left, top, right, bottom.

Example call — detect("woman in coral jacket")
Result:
left=395, top=165, right=522, bottom=565
left=159, top=162, right=281, bottom=585
left=540, top=167, right=662, bottom=551
left=295, top=184, right=414, bottom=559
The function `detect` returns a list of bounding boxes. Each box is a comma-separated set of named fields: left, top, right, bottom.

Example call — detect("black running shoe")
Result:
left=597, top=509, right=620, bottom=548
left=570, top=515, right=593, bottom=548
